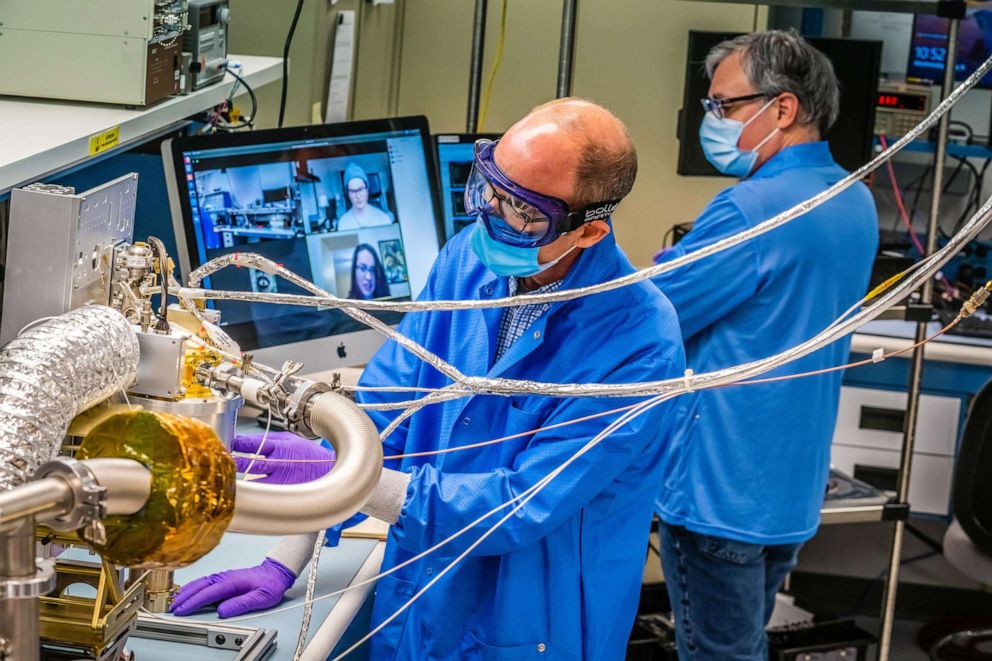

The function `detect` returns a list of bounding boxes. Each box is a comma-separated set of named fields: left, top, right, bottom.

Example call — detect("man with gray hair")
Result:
left=651, top=29, right=878, bottom=659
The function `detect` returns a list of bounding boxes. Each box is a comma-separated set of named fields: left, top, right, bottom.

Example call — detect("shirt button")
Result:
left=462, top=417, right=471, bottom=426
left=484, top=287, right=493, bottom=295
left=425, top=567, right=433, bottom=576
left=694, top=414, right=701, bottom=420
left=533, top=330, right=541, bottom=339
left=537, top=643, right=546, bottom=653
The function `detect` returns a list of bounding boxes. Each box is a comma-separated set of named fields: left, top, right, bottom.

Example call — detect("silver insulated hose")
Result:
left=0, top=306, right=139, bottom=490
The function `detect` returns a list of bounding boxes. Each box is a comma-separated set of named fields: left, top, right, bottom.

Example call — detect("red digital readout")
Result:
left=876, top=93, right=927, bottom=111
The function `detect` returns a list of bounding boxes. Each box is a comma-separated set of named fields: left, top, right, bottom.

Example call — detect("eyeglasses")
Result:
left=356, top=263, right=375, bottom=275
left=700, top=93, right=766, bottom=120
left=463, top=139, right=622, bottom=248
left=347, top=184, right=368, bottom=194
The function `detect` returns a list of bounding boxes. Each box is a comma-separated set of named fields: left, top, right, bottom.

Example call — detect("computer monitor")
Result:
left=677, top=32, right=882, bottom=176
left=907, top=9, right=992, bottom=89
left=433, top=133, right=500, bottom=242
left=162, top=116, right=443, bottom=373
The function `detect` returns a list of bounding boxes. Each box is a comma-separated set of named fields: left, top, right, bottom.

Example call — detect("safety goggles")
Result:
left=700, top=92, right=767, bottom=120
left=464, top=139, right=622, bottom=248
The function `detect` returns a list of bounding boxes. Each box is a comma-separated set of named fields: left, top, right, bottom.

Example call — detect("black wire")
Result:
left=648, top=539, right=662, bottom=558
left=147, top=236, right=171, bottom=331
left=951, top=157, right=987, bottom=236
left=223, top=66, right=257, bottom=130
left=940, top=156, right=979, bottom=237
left=278, top=0, right=306, bottom=129
left=905, top=523, right=945, bottom=554
left=847, top=550, right=940, bottom=616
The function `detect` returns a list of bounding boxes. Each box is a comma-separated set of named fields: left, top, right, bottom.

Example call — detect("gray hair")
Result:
left=705, top=29, right=840, bottom=133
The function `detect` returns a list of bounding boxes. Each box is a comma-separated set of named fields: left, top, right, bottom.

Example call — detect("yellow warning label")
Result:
left=88, top=126, right=120, bottom=156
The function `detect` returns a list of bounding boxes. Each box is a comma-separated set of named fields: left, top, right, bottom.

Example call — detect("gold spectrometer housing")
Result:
left=76, top=409, right=236, bottom=568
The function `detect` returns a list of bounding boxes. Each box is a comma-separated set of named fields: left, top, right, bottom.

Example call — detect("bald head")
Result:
left=495, top=98, right=637, bottom=211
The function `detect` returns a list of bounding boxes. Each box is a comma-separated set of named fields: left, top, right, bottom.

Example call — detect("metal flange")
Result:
left=33, top=458, right=106, bottom=532
left=0, top=559, right=55, bottom=599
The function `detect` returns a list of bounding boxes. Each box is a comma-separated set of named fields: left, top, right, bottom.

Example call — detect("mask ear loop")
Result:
left=742, top=96, right=781, bottom=164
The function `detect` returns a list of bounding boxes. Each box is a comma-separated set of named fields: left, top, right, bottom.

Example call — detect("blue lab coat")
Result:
left=652, top=142, right=879, bottom=545
left=356, top=227, right=685, bottom=660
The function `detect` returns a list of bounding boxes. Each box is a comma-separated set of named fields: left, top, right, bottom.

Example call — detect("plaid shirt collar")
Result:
left=494, top=277, right=564, bottom=363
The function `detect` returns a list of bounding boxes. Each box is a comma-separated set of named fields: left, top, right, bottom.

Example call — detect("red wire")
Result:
left=879, top=134, right=927, bottom=256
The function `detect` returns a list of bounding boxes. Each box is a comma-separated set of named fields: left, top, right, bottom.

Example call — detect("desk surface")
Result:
left=123, top=533, right=381, bottom=660
left=0, top=54, right=282, bottom=196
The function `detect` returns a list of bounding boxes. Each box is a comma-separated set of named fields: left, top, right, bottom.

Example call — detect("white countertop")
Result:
left=0, top=54, right=282, bottom=196
left=852, top=320, right=992, bottom=367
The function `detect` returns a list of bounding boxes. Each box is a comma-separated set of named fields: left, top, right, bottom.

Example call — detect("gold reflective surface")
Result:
left=77, top=410, right=236, bottom=568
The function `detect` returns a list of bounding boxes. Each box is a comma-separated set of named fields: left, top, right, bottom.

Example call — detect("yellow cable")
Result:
left=477, top=0, right=509, bottom=132
left=864, top=270, right=908, bottom=303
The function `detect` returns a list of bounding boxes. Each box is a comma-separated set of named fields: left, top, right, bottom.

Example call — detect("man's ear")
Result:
left=574, top=219, right=611, bottom=248
left=775, top=92, right=802, bottom=130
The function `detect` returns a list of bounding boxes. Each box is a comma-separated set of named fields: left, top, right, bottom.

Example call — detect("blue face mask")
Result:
left=699, top=97, right=779, bottom=178
left=470, top=220, right=576, bottom=277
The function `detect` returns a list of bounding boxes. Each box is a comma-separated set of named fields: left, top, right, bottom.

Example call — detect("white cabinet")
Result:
left=830, top=386, right=960, bottom=516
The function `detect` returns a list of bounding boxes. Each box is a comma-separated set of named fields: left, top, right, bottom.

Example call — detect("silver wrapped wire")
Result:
left=0, top=306, right=139, bottom=489
left=187, top=252, right=472, bottom=386
left=175, top=51, right=992, bottom=315
left=176, top=196, right=992, bottom=402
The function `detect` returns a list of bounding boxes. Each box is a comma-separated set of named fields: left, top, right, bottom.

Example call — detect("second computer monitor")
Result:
left=433, top=133, right=500, bottom=242
left=163, top=116, right=443, bottom=372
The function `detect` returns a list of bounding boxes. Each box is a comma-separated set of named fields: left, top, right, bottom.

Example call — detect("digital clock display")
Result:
left=876, top=92, right=927, bottom=112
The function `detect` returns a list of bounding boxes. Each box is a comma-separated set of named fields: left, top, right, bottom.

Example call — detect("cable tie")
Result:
left=682, top=368, right=695, bottom=393
left=872, top=348, right=885, bottom=363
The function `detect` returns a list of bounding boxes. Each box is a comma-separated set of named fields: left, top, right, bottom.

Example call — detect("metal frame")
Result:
left=464, top=0, right=580, bottom=129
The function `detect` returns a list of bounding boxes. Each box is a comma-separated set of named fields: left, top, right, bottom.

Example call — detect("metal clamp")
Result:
left=284, top=377, right=331, bottom=440
left=0, top=558, right=55, bottom=599
left=32, top=458, right=107, bottom=532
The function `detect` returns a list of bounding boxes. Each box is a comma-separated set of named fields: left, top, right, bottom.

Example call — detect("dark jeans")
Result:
left=658, top=520, right=803, bottom=660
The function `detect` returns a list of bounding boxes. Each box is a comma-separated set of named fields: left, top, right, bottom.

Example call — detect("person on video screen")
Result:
left=337, top=163, right=394, bottom=230
left=348, top=243, right=391, bottom=300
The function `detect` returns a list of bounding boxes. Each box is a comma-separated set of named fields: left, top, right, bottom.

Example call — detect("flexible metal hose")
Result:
left=228, top=392, right=383, bottom=534
left=0, top=306, right=139, bottom=490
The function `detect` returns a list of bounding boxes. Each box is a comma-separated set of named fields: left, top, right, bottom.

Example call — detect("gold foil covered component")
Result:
left=76, top=410, right=236, bottom=568
left=183, top=344, right=222, bottom=399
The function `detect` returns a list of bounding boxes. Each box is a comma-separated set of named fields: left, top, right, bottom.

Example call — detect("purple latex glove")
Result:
left=232, top=431, right=335, bottom=484
left=171, top=558, right=296, bottom=618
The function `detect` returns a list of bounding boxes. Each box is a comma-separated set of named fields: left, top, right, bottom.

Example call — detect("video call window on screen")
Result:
left=167, top=119, right=441, bottom=352
left=187, top=143, right=412, bottom=306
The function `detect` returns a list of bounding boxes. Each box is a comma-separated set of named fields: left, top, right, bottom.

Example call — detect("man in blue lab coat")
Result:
left=176, top=98, right=686, bottom=660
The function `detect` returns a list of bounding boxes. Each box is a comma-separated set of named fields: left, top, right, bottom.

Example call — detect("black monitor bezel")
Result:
left=167, top=115, right=445, bottom=281
left=431, top=132, right=500, bottom=244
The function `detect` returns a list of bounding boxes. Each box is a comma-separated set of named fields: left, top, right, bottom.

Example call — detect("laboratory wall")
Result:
left=227, top=0, right=768, bottom=267
left=394, top=0, right=768, bottom=267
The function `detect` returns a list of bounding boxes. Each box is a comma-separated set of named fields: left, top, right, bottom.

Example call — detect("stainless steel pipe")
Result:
left=228, top=392, right=383, bottom=535
left=0, top=518, right=41, bottom=661
left=466, top=0, right=488, bottom=131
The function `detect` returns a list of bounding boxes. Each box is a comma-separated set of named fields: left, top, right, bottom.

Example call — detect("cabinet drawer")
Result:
left=832, top=386, right=959, bottom=456
left=830, top=445, right=953, bottom=516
